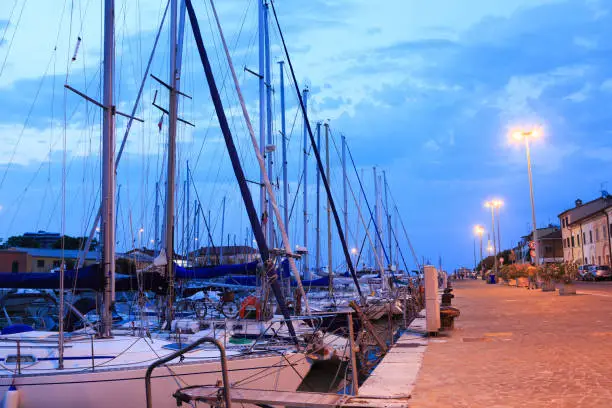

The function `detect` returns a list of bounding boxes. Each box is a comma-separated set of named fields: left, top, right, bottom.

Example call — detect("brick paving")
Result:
left=409, top=280, right=612, bottom=407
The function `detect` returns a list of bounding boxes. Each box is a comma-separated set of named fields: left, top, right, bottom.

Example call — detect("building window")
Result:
left=584, top=232, right=587, bottom=243
left=565, top=217, right=569, bottom=226
left=577, top=235, right=581, bottom=246
left=585, top=257, right=588, bottom=264
left=562, top=219, right=566, bottom=228
left=571, top=236, right=575, bottom=247
left=545, top=245, right=552, bottom=255
left=596, top=228, right=600, bottom=242
left=11, top=261, right=18, bottom=274
left=52, top=260, right=60, bottom=268
left=36, top=260, right=44, bottom=268
left=598, top=256, right=602, bottom=265
left=592, top=256, right=596, bottom=264
left=590, top=231, right=593, bottom=243
left=607, top=255, right=611, bottom=265
left=605, top=225, right=608, bottom=240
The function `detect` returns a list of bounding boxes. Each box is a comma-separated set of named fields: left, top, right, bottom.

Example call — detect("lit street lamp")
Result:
left=485, top=200, right=502, bottom=274
left=492, top=199, right=503, bottom=255
left=473, top=225, right=485, bottom=273
left=511, top=127, right=541, bottom=265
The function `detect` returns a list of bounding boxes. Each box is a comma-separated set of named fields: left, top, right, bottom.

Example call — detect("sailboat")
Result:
left=0, top=1, right=311, bottom=407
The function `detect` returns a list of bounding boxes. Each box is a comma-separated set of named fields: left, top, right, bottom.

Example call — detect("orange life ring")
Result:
left=239, top=296, right=262, bottom=320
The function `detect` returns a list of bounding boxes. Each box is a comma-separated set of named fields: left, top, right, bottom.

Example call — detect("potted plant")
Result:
left=498, top=265, right=511, bottom=285
left=539, top=264, right=556, bottom=292
left=557, top=261, right=578, bottom=296
left=516, top=264, right=530, bottom=288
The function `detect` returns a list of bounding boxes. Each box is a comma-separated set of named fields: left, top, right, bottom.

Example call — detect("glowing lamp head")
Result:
left=350, top=247, right=358, bottom=255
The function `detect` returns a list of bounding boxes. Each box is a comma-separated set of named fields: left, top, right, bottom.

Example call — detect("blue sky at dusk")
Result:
left=1, top=0, right=611, bottom=271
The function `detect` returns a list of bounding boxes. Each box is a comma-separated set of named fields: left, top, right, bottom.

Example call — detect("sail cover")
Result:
left=175, top=261, right=259, bottom=280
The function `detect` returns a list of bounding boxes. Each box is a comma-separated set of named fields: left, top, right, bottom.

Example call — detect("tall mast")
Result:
left=302, top=88, right=309, bottom=278
left=220, top=196, right=226, bottom=264
left=154, top=182, right=159, bottom=256
left=264, top=2, right=274, bottom=248
left=372, top=167, right=378, bottom=271
left=325, top=123, right=333, bottom=293
left=279, top=61, right=288, bottom=237
left=258, top=0, right=266, bottom=239
left=384, top=171, right=392, bottom=268
left=164, top=0, right=179, bottom=324
left=101, top=0, right=116, bottom=338
left=315, top=122, right=321, bottom=276
left=342, top=135, right=348, bottom=256
left=186, top=162, right=190, bottom=261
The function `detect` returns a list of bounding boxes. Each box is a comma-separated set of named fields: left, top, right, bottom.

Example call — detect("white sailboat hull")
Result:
left=0, top=351, right=310, bottom=408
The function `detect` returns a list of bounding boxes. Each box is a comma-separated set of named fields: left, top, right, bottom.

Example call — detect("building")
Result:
left=515, top=225, right=563, bottom=264
left=558, top=195, right=612, bottom=267
left=0, top=247, right=98, bottom=273
left=0, top=250, right=32, bottom=273
left=22, top=231, right=62, bottom=248
left=191, top=245, right=259, bottom=266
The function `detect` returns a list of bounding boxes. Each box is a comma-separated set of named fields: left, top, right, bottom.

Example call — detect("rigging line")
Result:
left=0, top=53, right=56, bottom=191
left=269, top=0, right=363, bottom=298
left=341, top=135, right=391, bottom=267
left=0, top=0, right=19, bottom=45
left=0, top=0, right=28, bottom=78
left=187, top=166, right=218, bottom=252
left=386, top=182, right=421, bottom=272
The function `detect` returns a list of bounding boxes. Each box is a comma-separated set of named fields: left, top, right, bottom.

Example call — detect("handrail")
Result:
left=144, top=336, right=231, bottom=408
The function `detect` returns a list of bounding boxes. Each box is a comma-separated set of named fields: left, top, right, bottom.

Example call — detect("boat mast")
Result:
left=302, top=88, right=309, bottom=278
left=154, top=182, right=160, bottom=256
left=315, top=122, right=321, bottom=276
left=220, top=196, right=226, bottom=264
left=325, top=123, right=333, bottom=294
left=372, top=167, right=378, bottom=272
left=101, top=0, right=116, bottom=338
left=186, top=162, right=190, bottom=262
left=258, top=0, right=266, bottom=241
left=279, top=61, right=289, bottom=237
left=384, top=170, right=392, bottom=269
left=164, top=0, right=179, bottom=325
left=342, top=134, right=348, bottom=258
left=264, top=2, right=274, bottom=248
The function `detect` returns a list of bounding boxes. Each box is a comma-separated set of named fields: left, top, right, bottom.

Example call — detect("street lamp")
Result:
left=473, top=225, right=484, bottom=273
left=492, top=199, right=503, bottom=255
left=511, top=127, right=541, bottom=265
left=484, top=200, right=501, bottom=274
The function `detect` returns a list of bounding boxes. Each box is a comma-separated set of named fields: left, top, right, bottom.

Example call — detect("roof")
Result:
left=9, top=247, right=99, bottom=260
left=558, top=196, right=611, bottom=219
left=568, top=205, right=612, bottom=227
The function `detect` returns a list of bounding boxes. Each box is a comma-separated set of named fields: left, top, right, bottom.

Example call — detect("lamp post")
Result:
left=473, top=225, right=484, bottom=274
left=484, top=200, right=500, bottom=274
left=493, top=199, right=503, bottom=254
left=512, top=128, right=541, bottom=265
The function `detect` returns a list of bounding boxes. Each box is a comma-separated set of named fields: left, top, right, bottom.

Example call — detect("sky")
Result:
left=1, top=0, right=612, bottom=272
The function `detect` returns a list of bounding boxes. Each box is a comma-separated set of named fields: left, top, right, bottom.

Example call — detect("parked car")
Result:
left=588, top=265, right=612, bottom=281
left=578, top=264, right=594, bottom=280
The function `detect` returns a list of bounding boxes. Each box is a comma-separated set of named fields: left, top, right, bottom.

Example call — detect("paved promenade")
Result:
left=410, top=280, right=612, bottom=407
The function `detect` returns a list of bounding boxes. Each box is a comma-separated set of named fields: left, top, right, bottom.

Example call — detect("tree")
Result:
left=51, top=236, right=97, bottom=250
left=6, top=235, right=41, bottom=248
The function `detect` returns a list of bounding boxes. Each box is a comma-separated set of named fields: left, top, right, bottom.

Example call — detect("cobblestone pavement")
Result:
left=409, top=280, right=612, bottom=408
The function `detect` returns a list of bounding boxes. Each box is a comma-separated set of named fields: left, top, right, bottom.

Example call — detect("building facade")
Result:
left=559, top=195, right=612, bottom=267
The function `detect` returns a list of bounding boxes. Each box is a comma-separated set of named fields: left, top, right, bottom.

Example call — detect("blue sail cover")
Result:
left=175, top=261, right=259, bottom=280
left=0, top=264, right=106, bottom=290
left=0, top=264, right=167, bottom=293
left=298, top=276, right=330, bottom=287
